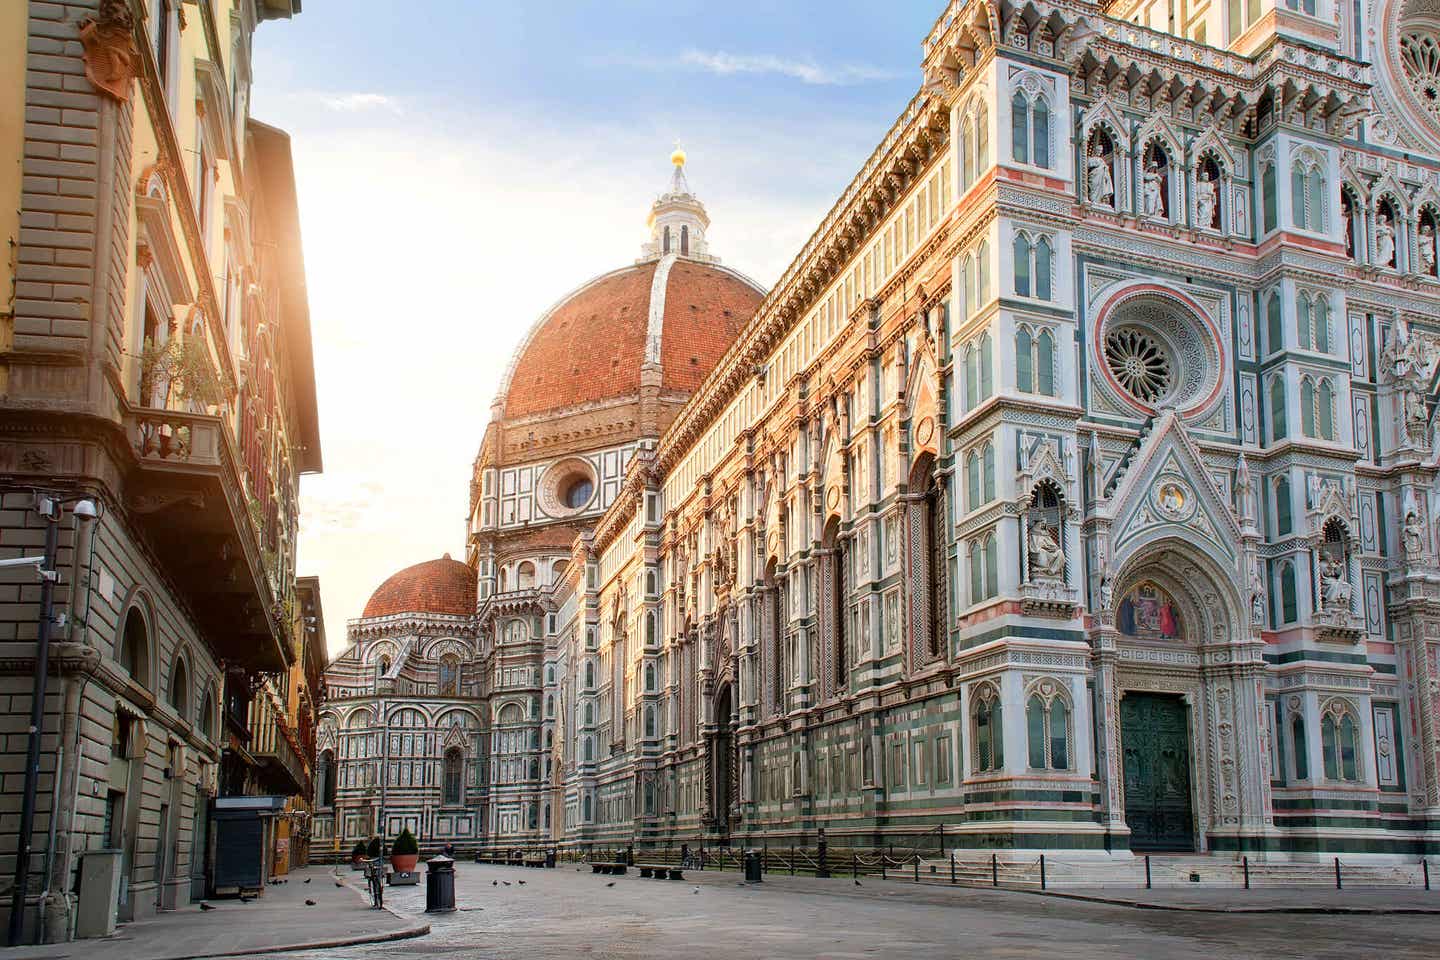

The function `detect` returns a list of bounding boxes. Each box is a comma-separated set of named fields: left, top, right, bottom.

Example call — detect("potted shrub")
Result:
left=351, top=841, right=367, bottom=870
left=390, top=827, right=420, bottom=873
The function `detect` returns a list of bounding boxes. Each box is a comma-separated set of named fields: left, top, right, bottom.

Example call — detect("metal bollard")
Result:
left=1040, top=854, right=1046, bottom=891
left=1145, top=855, right=1151, bottom=890
left=914, top=856, right=919, bottom=882
left=950, top=852, right=956, bottom=885
left=991, top=852, right=998, bottom=887
left=791, top=846, right=796, bottom=876
left=1424, top=859, right=1430, bottom=891
left=852, top=853, right=858, bottom=879
left=1242, top=856, right=1250, bottom=890
left=1335, top=857, right=1342, bottom=890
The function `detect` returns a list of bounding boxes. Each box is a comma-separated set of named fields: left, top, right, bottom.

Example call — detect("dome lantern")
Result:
left=640, top=147, right=716, bottom=263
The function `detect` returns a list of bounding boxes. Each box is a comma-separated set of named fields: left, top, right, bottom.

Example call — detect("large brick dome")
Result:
left=362, top=554, right=475, bottom=618
left=497, top=258, right=764, bottom=419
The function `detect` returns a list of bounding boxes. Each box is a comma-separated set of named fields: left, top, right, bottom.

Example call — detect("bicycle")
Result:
left=364, top=857, right=385, bottom=909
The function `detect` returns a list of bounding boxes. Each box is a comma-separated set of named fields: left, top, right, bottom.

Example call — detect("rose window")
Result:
left=1105, top=327, right=1173, bottom=403
left=1401, top=32, right=1440, bottom=121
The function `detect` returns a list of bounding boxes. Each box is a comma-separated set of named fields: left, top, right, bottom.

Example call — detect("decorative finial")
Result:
left=670, top=143, right=686, bottom=167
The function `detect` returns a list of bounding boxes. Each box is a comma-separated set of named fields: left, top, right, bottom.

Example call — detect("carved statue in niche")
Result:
left=1403, top=504, right=1427, bottom=562
left=1421, top=220, right=1437, bottom=276
left=1028, top=521, right=1065, bottom=580
left=1141, top=148, right=1166, bottom=219
left=1087, top=135, right=1115, bottom=208
left=1376, top=212, right=1397, bottom=268
left=1195, top=169, right=1219, bottom=231
left=1249, top=565, right=1266, bottom=625
left=1320, top=555, right=1352, bottom=608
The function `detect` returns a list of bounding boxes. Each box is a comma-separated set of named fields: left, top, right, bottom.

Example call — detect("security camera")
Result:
left=73, top=500, right=98, bottom=521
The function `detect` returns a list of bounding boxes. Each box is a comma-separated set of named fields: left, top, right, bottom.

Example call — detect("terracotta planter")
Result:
left=390, top=853, right=419, bottom=872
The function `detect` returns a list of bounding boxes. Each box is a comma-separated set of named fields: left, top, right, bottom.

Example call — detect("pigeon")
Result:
left=492, top=880, right=498, bottom=886
left=518, top=880, right=526, bottom=885
left=693, top=887, right=700, bottom=895
left=605, top=881, right=615, bottom=887
left=199, top=902, right=215, bottom=911
left=305, top=899, right=316, bottom=906
left=304, top=878, right=311, bottom=884
left=854, top=879, right=862, bottom=887
left=502, top=880, right=511, bottom=886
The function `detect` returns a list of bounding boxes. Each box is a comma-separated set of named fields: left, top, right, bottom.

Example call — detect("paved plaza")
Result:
left=249, top=863, right=1438, bottom=960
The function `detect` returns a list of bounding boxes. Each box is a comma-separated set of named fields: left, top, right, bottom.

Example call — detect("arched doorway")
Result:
left=1104, top=537, right=1260, bottom=854
left=713, top=683, right=734, bottom=832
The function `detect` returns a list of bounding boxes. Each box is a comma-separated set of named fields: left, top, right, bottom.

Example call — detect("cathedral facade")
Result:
left=318, top=0, right=1440, bottom=859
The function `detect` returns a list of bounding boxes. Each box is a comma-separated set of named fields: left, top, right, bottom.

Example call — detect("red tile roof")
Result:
left=362, top=555, right=475, bottom=618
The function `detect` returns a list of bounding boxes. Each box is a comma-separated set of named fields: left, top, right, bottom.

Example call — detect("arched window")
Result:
left=1036, top=329, right=1054, bottom=395
left=1300, top=377, right=1316, bottom=438
left=439, top=655, right=461, bottom=697
left=583, top=701, right=594, bottom=726
left=317, top=749, right=337, bottom=807
left=662, top=225, right=671, bottom=254
left=1016, top=326, right=1033, bottom=392
left=1290, top=709, right=1310, bottom=779
left=962, top=255, right=976, bottom=317
left=1014, top=233, right=1031, bottom=297
left=1279, top=560, right=1298, bottom=624
left=968, top=533, right=998, bottom=603
left=1314, top=296, right=1330, bottom=353
left=198, top=687, right=215, bottom=740
left=681, top=224, right=690, bottom=256
left=977, top=240, right=991, bottom=304
left=443, top=748, right=463, bottom=804
left=1275, top=476, right=1293, bottom=536
left=1035, top=236, right=1052, bottom=300
left=583, top=660, right=595, bottom=689
left=979, top=332, right=993, bottom=399
left=1011, top=90, right=1050, bottom=169
left=644, top=704, right=657, bottom=739
left=1320, top=702, right=1360, bottom=782
left=1270, top=375, right=1288, bottom=441
left=972, top=685, right=1003, bottom=772
left=966, top=450, right=981, bottom=510
left=1026, top=688, right=1071, bottom=770
left=119, top=606, right=150, bottom=689
left=964, top=345, right=979, bottom=411
left=1297, top=293, right=1312, bottom=350
left=644, top=661, right=657, bottom=692
left=910, top=454, right=946, bottom=659
left=1262, top=162, right=1278, bottom=233
left=169, top=656, right=189, bottom=721
left=982, top=442, right=995, bottom=502
left=960, top=116, right=974, bottom=189
left=1292, top=156, right=1327, bottom=232
left=517, top=561, right=536, bottom=590
left=376, top=654, right=390, bottom=682
left=1317, top=379, right=1335, bottom=440
left=1266, top=293, right=1283, bottom=354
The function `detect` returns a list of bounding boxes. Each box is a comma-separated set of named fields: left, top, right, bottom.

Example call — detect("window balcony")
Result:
left=124, top=403, right=292, bottom=672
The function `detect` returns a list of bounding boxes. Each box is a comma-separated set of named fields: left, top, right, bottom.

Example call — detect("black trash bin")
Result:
left=744, top=849, right=763, bottom=884
left=426, top=855, right=456, bottom=913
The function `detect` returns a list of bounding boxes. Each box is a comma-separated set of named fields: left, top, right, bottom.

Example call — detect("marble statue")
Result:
left=1029, top=521, right=1065, bottom=579
left=1320, top=556, right=1351, bottom=608
left=1142, top=160, right=1164, bottom=219
left=1087, top=148, right=1114, bottom=207
left=1195, top=171, right=1218, bottom=230
left=1377, top=213, right=1396, bottom=268
left=1422, top=222, right=1437, bottom=276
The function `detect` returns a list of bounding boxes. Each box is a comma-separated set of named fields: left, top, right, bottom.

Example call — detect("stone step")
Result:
left=916, top=854, right=1431, bottom=889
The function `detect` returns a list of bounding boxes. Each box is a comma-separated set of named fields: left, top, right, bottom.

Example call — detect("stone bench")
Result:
left=636, top=864, right=684, bottom=880
left=590, top=861, right=628, bottom=875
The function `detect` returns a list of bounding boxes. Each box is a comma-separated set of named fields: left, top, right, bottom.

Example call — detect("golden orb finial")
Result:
left=670, top=144, right=686, bottom=167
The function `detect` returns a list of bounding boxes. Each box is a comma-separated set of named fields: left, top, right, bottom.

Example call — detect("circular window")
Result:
left=563, top=477, right=593, bottom=509
left=1402, top=32, right=1440, bottom=118
left=539, top=458, right=598, bottom=518
left=1105, top=327, right=1173, bottom=404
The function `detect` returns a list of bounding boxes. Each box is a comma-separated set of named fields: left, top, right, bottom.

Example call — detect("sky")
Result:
left=248, top=1, right=948, bottom=656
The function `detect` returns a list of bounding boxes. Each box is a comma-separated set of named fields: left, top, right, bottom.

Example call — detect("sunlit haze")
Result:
left=250, top=2, right=940, bottom=655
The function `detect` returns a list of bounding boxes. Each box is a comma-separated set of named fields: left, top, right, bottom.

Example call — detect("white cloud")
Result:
left=678, top=49, right=898, bottom=85
left=317, top=92, right=402, bottom=113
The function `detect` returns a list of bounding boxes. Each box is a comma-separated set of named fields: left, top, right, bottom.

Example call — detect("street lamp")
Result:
left=7, top=494, right=99, bottom=946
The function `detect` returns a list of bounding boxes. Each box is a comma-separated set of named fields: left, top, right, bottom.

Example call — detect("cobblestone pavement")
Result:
left=0, top=865, right=427, bottom=960
left=248, top=863, right=1438, bottom=960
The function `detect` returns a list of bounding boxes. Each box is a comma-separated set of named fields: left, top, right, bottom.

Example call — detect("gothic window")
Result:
left=1290, top=707, right=1310, bottom=779
left=1017, top=325, right=1056, bottom=396
left=1261, top=161, right=1278, bottom=233
left=1284, top=0, right=1317, bottom=12
left=1278, top=559, right=1298, bottom=624
left=439, top=655, right=461, bottom=697
left=959, top=102, right=989, bottom=191
left=1025, top=685, right=1071, bottom=770
left=1320, top=701, right=1361, bottom=782
left=1291, top=154, right=1328, bottom=232
left=517, top=561, right=536, bottom=589
left=1296, top=291, right=1332, bottom=353
left=911, top=454, right=947, bottom=659
left=663, top=225, right=671, bottom=254
left=977, top=240, right=991, bottom=306
left=964, top=345, right=978, bottom=411
left=443, top=748, right=464, bottom=805
left=1300, top=376, right=1337, bottom=441
left=964, top=441, right=995, bottom=511
left=644, top=704, right=657, bottom=739
left=1275, top=476, right=1293, bottom=536
left=972, top=684, right=1003, bottom=772
left=376, top=654, right=390, bottom=682
left=1269, top=375, right=1288, bottom=441
left=961, top=254, right=976, bottom=318
left=317, top=749, right=337, bottom=807
left=583, top=660, right=595, bottom=689
left=1011, top=89, right=1050, bottom=169
left=1266, top=292, right=1283, bottom=354
left=968, top=532, right=998, bottom=604
left=1229, top=0, right=1263, bottom=40
left=1012, top=231, right=1053, bottom=300
left=681, top=225, right=690, bottom=256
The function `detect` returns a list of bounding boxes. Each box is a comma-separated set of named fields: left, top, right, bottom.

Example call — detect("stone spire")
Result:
left=640, top=146, right=717, bottom=263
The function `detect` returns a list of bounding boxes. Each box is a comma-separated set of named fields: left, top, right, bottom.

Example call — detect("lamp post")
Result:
left=7, top=494, right=98, bottom=946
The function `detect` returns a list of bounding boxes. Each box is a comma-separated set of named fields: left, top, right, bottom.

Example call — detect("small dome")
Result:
left=362, top=556, right=475, bottom=618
